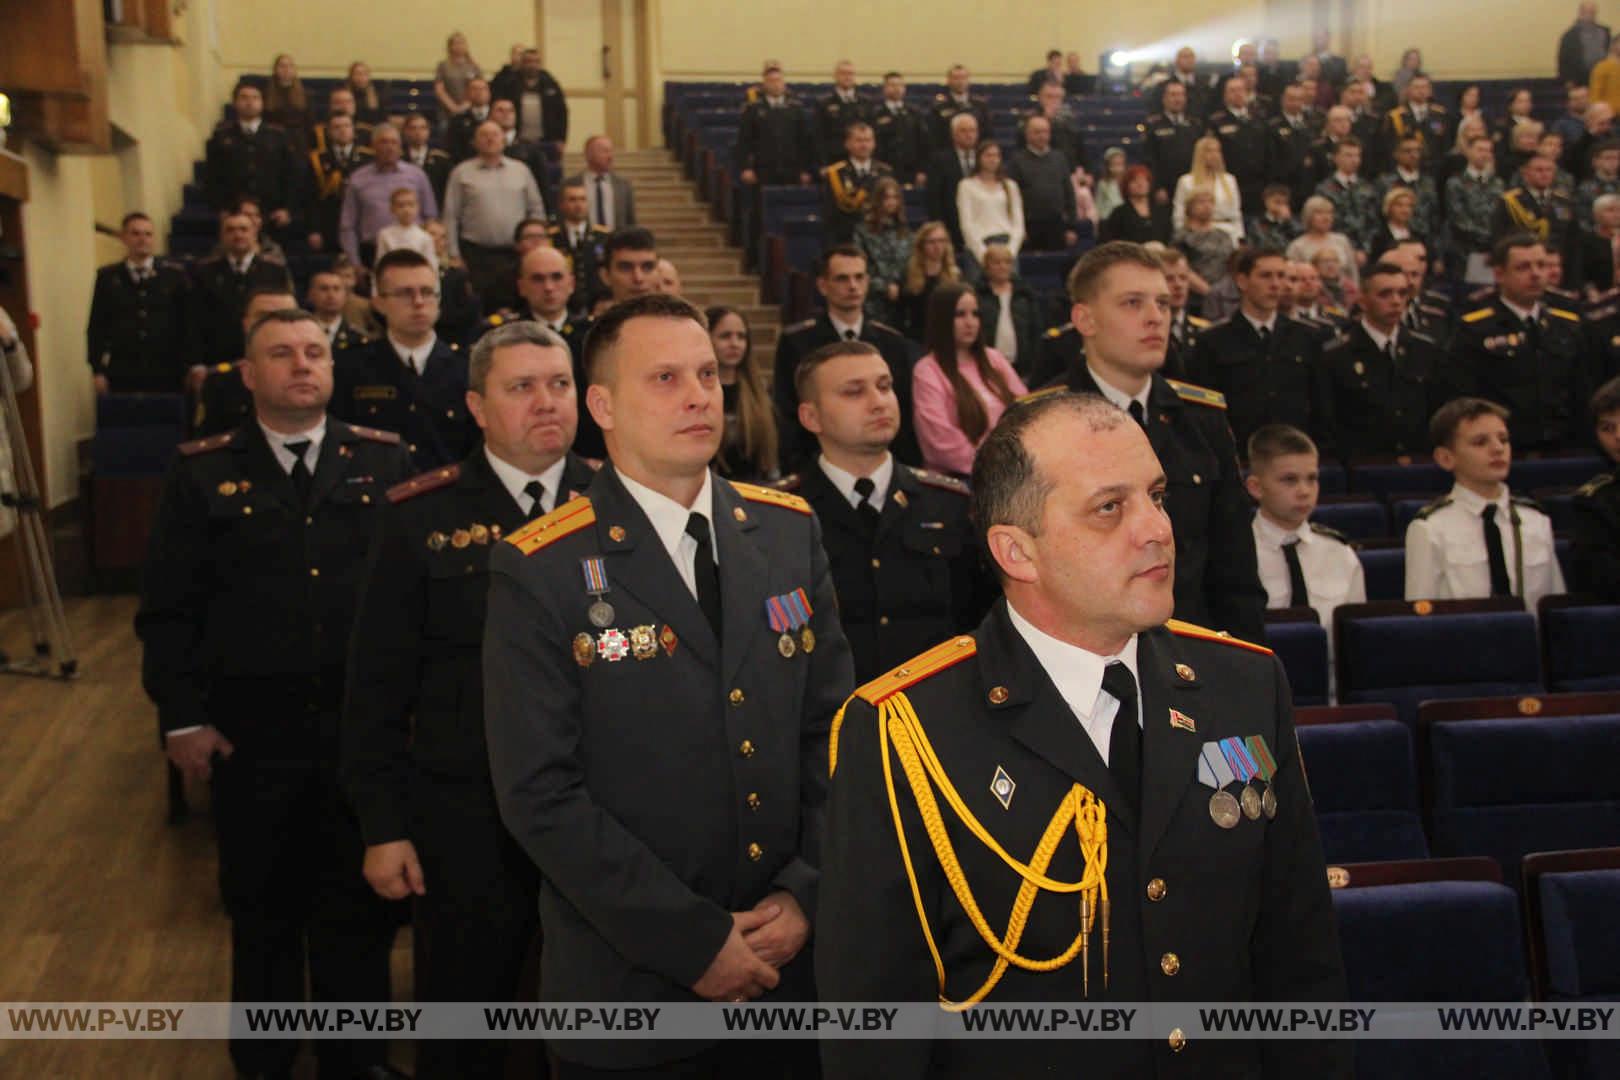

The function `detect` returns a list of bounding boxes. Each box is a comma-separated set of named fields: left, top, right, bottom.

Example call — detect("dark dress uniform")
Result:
left=1164, top=311, right=1210, bottom=381
left=189, top=255, right=294, bottom=368
left=135, top=420, right=411, bottom=1079
left=929, top=92, right=994, bottom=147
left=821, top=158, right=894, bottom=244
left=407, top=145, right=454, bottom=207
left=815, top=91, right=875, bottom=166
left=773, top=314, right=921, bottom=470
left=1490, top=187, right=1579, bottom=267
left=448, top=108, right=491, bottom=162
left=1447, top=301, right=1588, bottom=451
left=1206, top=107, right=1271, bottom=214
left=1187, top=314, right=1325, bottom=452
left=193, top=361, right=252, bottom=437
left=1571, top=469, right=1620, bottom=601
left=549, top=220, right=611, bottom=314
left=1585, top=300, right=1620, bottom=386
left=437, top=263, right=485, bottom=349
left=86, top=260, right=191, bottom=392
left=1140, top=112, right=1201, bottom=198
left=1380, top=104, right=1450, bottom=168
left=1030, top=322, right=1084, bottom=391
left=818, top=605, right=1349, bottom=1078
left=332, top=337, right=477, bottom=469
left=1028, top=374, right=1267, bottom=641
left=924, top=147, right=975, bottom=247
left=872, top=100, right=932, bottom=179
left=1269, top=114, right=1316, bottom=204
left=204, top=121, right=298, bottom=217
left=1317, top=323, right=1444, bottom=461
left=792, top=462, right=988, bottom=683
left=482, top=467, right=855, bottom=1072
left=343, top=448, right=600, bottom=1080
left=737, top=95, right=814, bottom=185
left=306, top=143, right=374, bottom=251
left=476, top=307, right=602, bottom=458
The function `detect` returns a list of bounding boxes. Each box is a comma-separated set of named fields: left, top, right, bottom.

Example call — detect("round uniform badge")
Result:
left=469, top=524, right=490, bottom=545
left=588, top=600, right=616, bottom=628
left=1262, top=785, right=1278, bottom=819
left=778, top=632, right=796, bottom=658
left=1209, top=789, right=1241, bottom=829
left=572, top=633, right=595, bottom=668
left=1240, top=784, right=1263, bottom=820
left=800, top=626, right=816, bottom=654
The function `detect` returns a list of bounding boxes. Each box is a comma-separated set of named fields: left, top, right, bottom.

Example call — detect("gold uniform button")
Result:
left=1161, top=952, right=1181, bottom=976
left=305, top=516, right=314, bottom=526
left=747, top=843, right=763, bottom=861
left=729, top=688, right=745, bottom=705
left=738, top=739, right=755, bottom=758
left=1146, top=878, right=1166, bottom=901
left=309, top=567, right=320, bottom=577
left=746, top=792, right=761, bottom=810
left=870, top=557, right=881, bottom=569
left=878, top=615, right=890, bottom=626
left=1168, top=1028, right=1186, bottom=1052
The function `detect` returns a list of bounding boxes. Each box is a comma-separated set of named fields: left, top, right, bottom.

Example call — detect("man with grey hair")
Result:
left=138, top=307, right=411, bottom=1079
left=344, top=317, right=598, bottom=1079
left=927, top=110, right=981, bottom=246
left=818, top=387, right=1347, bottom=1077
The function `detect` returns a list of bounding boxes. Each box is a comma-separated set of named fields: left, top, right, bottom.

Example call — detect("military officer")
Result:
left=1268, top=86, right=1317, bottom=205
left=1304, top=106, right=1355, bottom=192
left=737, top=65, right=813, bottom=186
left=1380, top=73, right=1449, bottom=168
left=1206, top=78, right=1271, bottom=214
left=789, top=340, right=988, bottom=682
left=931, top=64, right=994, bottom=147
left=1030, top=320, right=1084, bottom=390
left=483, top=294, right=854, bottom=1075
left=307, top=268, right=371, bottom=354
left=1314, top=138, right=1381, bottom=251
left=86, top=212, right=191, bottom=394
left=873, top=71, right=931, bottom=184
left=772, top=244, right=920, bottom=470
left=304, top=112, right=373, bottom=253
left=1491, top=155, right=1579, bottom=268
left=1187, top=248, right=1326, bottom=453
left=549, top=180, right=611, bottom=315
left=136, top=308, right=411, bottom=1080
left=1161, top=248, right=1209, bottom=380
left=194, top=286, right=299, bottom=437
left=1028, top=243, right=1267, bottom=642
left=1570, top=376, right=1620, bottom=600
left=1387, top=239, right=1455, bottom=346
left=817, top=390, right=1348, bottom=1078
left=815, top=60, right=875, bottom=166
left=820, top=122, right=894, bottom=245
left=1141, top=81, right=1202, bottom=203
left=189, top=211, right=294, bottom=375
left=332, top=250, right=477, bottom=469
left=402, top=112, right=454, bottom=208
left=1448, top=234, right=1588, bottom=451
left=204, top=80, right=298, bottom=226
left=344, top=322, right=599, bottom=1080
left=1318, top=261, right=1445, bottom=460
left=1446, top=135, right=1505, bottom=274
left=1375, top=136, right=1442, bottom=241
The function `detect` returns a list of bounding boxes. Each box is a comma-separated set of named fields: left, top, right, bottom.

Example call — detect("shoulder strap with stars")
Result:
left=729, top=479, right=811, bottom=515
left=505, top=497, right=596, bottom=556
left=1164, top=619, right=1273, bottom=656
left=906, top=466, right=971, bottom=496
left=1165, top=378, right=1227, bottom=410
left=387, top=465, right=461, bottom=504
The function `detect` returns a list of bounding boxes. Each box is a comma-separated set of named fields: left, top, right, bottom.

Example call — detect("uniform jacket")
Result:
left=816, top=91, right=876, bottom=166
left=343, top=448, right=601, bottom=844
left=205, top=121, right=297, bottom=213
left=1186, top=314, right=1325, bottom=453
left=1447, top=300, right=1587, bottom=451
left=738, top=95, right=814, bottom=182
left=1318, top=323, right=1444, bottom=460
left=772, top=314, right=921, bottom=470
left=873, top=100, right=932, bottom=178
left=1206, top=108, right=1271, bottom=194
left=406, top=145, right=454, bottom=207
left=189, top=255, right=294, bottom=366
left=1141, top=112, right=1202, bottom=196
left=817, top=604, right=1349, bottom=1079
left=929, top=93, right=994, bottom=148
left=86, top=260, right=191, bottom=387
left=483, top=466, right=855, bottom=1067
left=332, top=337, right=477, bottom=470
left=1571, top=469, right=1620, bottom=601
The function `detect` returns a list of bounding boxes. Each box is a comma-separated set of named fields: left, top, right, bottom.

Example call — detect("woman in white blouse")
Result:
left=956, top=141, right=1025, bottom=271
left=1171, top=136, right=1244, bottom=243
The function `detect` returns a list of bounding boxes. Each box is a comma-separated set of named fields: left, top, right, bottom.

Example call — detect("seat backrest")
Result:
left=1266, top=618, right=1329, bottom=707
left=1539, top=599, right=1620, bottom=692
left=1299, top=718, right=1428, bottom=862
left=1347, top=460, right=1451, bottom=498
left=1354, top=545, right=1405, bottom=602
left=1311, top=499, right=1390, bottom=541
left=1522, top=848, right=1620, bottom=1000
left=1510, top=456, right=1605, bottom=491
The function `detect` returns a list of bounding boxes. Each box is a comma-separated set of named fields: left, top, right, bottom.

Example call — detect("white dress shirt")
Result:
left=617, top=468, right=716, bottom=602
left=1404, top=482, right=1565, bottom=612
left=259, top=417, right=327, bottom=475
left=1086, top=365, right=1151, bottom=417
left=1252, top=514, right=1366, bottom=616
left=1361, top=321, right=1398, bottom=355
left=818, top=453, right=894, bottom=512
left=1242, top=311, right=1277, bottom=338
left=585, top=170, right=617, bottom=228
left=990, top=284, right=1018, bottom=361
left=1006, top=602, right=1141, bottom=765
left=484, top=446, right=569, bottom=516
left=828, top=313, right=863, bottom=341
left=388, top=332, right=438, bottom=375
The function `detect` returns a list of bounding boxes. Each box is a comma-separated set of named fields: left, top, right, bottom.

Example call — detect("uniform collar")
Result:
left=257, top=416, right=327, bottom=473
left=817, top=452, right=894, bottom=510
left=1242, top=310, right=1278, bottom=336
left=126, top=257, right=155, bottom=276
left=1499, top=296, right=1541, bottom=323
left=1086, top=364, right=1151, bottom=415
left=1005, top=600, right=1141, bottom=732
left=1361, top=320, right=1398, bottom=352
left=1254, top=512, right=1312, bottom=548
left=484, top=445, right=568, bottom=514
left=617, top=466, right=716, bottom=563
left=1449, top=481, right=1512, bottom=519
left=388, top=331, right=439, bottom=374
left=828, top=312, right=864, bottom=340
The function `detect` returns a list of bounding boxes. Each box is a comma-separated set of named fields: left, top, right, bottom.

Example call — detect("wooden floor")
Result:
left=0, top=596, right=413, bottom=1078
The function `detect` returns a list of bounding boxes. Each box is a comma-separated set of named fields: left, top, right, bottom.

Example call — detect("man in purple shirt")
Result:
left=339, top=124, right=439, bottom=266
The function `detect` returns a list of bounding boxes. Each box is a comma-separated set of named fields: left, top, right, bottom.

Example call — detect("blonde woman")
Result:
left=901, top=220, right=961, bottom=341
left=1172, top=136, right=1244, bottom=242
left=956, top=141, right=1025, bottom=266
left=1286, top=196, right=1361, bottom=287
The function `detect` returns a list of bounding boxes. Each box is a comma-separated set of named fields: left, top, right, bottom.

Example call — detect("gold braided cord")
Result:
left=876, top=690, right=1108, bottom=1010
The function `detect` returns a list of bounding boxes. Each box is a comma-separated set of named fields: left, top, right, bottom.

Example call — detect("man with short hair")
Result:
left=1447, top=135, right=1505, bottom=272
left=1375, top=135, right=1441, bottom=240
left=205, top=81, right=297, bottom=226
left=491, top=46, right=569, bottom=152
left=1028, top=48, right=1065, bottom=96
left=305, top=112, right=373, bottom=253
left=549, top=181, right=610, bottom=311
left=1207, top=75, right=1272, bottom=214
left=1158, top=246, right=1210, bottom=377
left=402, top=112, right=454, bottom=207
left=927, top=112, right=981, bottom=247
left=820, top=121, right=893, bottom=245
left=737, top=65, right=813, bottom=187
left=490, top=98, right=552, bottom=197
left=1018, top=81, right=1085, bottom=166
left=137, top=308, right=411, bottom=1080
left=307, top=268, right=369, bottom=354
left=1557, top=85, right=1595, bottom=147
left=87, top=212, right=191, bottom=394
left=1156, top=45, right=1212, bottom=121
left=818, top=389, right=1346, bottom=1078
left=872, top=71, right=930, bottom=184
left=313, top=87, right=370, bottom=155
left=1318, top=260, right=1445, bottom=459
left=344, top=321, right=598, bottom=1080
left=816, top=60, right=874, bottom=166
left=930, top=63, right=993, bottom=147
left=448, top=76, right=493, bottom=162
left=443, top=119, right=547, bottom=309
left=1492, top=155, right=1580, bottom=268
left=597, top=226, right=661, bottom=306
left=1380, top=73, right=1448, bottom=168
left=333, top=250, right=477, bottom=469
left=565, top=134, right=637, bottom=230
left=189, top=212, right=294, bottom=375
left=1026, top=242, right=1267, bottom=640
left=483, top=294, right=854, bottom=1076
left=1562, top=2, right=1612, bottom=87
left=1314, top=137, right=1380, bottom=250
left=1269, top=84, right=1318, bottom=204
left=1448, top=234, right=1589, bottom=450
left=1142, top=80, right=1201, bottom=203
left=773, top=245, right=919, bottom=469
left=339, top=123, right=439, bottom=266
left=792, top=340, right=986, bottom=682
left=193, top=287, right=298, bottom=437
left=1008, top=114, right=1078, bottom=251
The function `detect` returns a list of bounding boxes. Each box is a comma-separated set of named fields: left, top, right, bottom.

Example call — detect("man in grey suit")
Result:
left=566, top=134, right=638, bottom=230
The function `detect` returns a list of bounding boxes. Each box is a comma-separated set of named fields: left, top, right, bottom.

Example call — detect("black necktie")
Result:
left=594, top=175, right=608, bottom=227
left=1282, top=539, right=1310, bottom=608
left=686, top=511, right=722, bottom=636
left=523, top=479, right=547, bottom=520
left=843, top=328, right=857, bottom=341
left=285, top=439, right=313, bottom=505
left=1102, top=662, right=1141, bottom=811
left=1257, top=324, right=1272, bottom=349
left=1127, top=400, right=1146, bottom=429
left=852, top=476, right=881, bottom=536
left=1523, top=314, right=1540, bottom=354
left=1482, top=504, right=1513, bottom=596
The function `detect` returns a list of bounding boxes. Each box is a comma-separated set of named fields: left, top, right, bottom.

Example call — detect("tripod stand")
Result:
left=0, top=329, right=76, bottom=680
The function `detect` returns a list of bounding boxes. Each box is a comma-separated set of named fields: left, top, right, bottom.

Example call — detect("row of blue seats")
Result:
left=1312, top=485, right=1591, bottom=542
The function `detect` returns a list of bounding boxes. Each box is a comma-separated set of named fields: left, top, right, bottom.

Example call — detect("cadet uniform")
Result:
left=332, top=336, right=477, bottom=470
left=1405, top=485, right=1566, bottom=611
left=1374, top=170, right=1441, bottom=241
left=1381, top=103, right=1449, bottom=167
left=1305, top=134, right=1346, bottom=190
left=1186, top=313, right=1325, bottom=453
left=1206, top=106, right=1271, bottom=213
left=1164, top=311, right=1210, bottom=381
left=1445, top=171, right=1505, bottom=268
left=86, top=259, right=192, bottom=392
left=135, top=420, right=411, bottom=1079
left=772, top=314, right=920, bottom=469
left=437, top=263, right=485, bottom=350
left=188, top=255, right=294, bottom=368
left=1140, top=111, right=1202, bottom=198
left=306, top=143, right=374, bottom=252
left=737, top=95, right=814, bottom=185
left=1448, top=301, right=1588, bottom=450
left=477, top=306, right=601, bottom=459
left=872, top=99, right=932, bottom=179
left=482, top=467, right=855, bottom=1072
left=1253, top=516, right=1365, bottom=619
left=1313, top=172, right=1380, bottom=251
left=1570, top=469, right=1620, bottom=601
left=204, top=121, right=297, bottom=216
left=1491, top=187, right=1579, bottom=266
left=1025, top=375, right=1268, bottom=642
left=929, top=92, right=994, bottom=148
left=815, top=90, right=875, bottom=167
left=548, top=220, right=611, bottom=314
left=1269, top=114, right=1316, bottom=204
left=1248, top=214, right=1304, bottom=251
left=344, top=447, right=599, bottom=1080
left=791, top=458, right=988, bottom=683
left=820, top=158, right=894, bottom=244
left=818, top=606, right=1349, bottom=1078
left=1575, top=175, right=1620, bottom=231
left=1317, top=323, right=1445, bottom=460
left=193, top=360, right=252, bottom=437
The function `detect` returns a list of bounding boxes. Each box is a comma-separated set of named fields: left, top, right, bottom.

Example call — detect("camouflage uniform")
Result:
left=1374, top=171, right=1441, bottom=241
left=1445, top=171, right=1504, bottom=258
left=1314, top=173, right=1380, bottom=251
left=1575, top=175, right=1620, bottom=232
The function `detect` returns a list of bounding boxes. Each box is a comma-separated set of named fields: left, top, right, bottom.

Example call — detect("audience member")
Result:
left=339, top=124, right=438, bottom=267
left=1571, top=375, right=1620, bottom=599
left=87, top=212, right=191, bottom=394
left=1562, top=2, right=1613, bottom=87
left=205, top=80, right=297, bottom=228
left=567, top=135, right=637, bottom=230
left=1206, top=75, right=1271, bottom=213
left=1582, top=192, right=1620, bottom=291
left=929, top=63, right=994, bottom=147
left=854, top=177, right=913, bottom=328
left=312, top=87, right=367, bottom=155
left=1142, top=80, right=1202, bottom=203
left=305, top=268, right=368, bottom=352
left=305, top=113, right=372, bottom=253
left=1174, top=190, right=1237, bottom=299
left=189, top=212, right=294, bottom=373
left=490, top=99, right=552, bottom=200
left=705, top=305, right=779, bottom=482
left=956, top=141, right=1025, bottom=270
left=1101, top=164, right=1172, bottom=244
left=872, top=71, right=930, bottom=183
left=549, top=180, right=610, bottom=313
left=434, top=31, right=482, bottom=126
left=1287, top=195, right=1361, bottom=287
left=427, top=222, right=484, bottom=347
left=911, top=282, right=1027, bottom=476
left=900, top=220, right=961, bottom=340
left=1314, top=137, right=1379, bottom=253
left=1376, top=135, right=1441, bottom=237
left=1492, top=156, right=1579, bottom=270
left=192, top=287, right=298, bottom=436
left=1156, top=45, right=1213, bottom=119
left=1092, top=147, right=1128, bottom=224
left=975, top=244, right=1042, bottom=377
left=1368, top=186, right=1428, bottom=262
left=448, top=77, right=493, bottom=161
left=375, top=187, right=438, bottom=271
left=596, top=227, right=661, bottom=305
left=345, top=60, right=387, bottom=127
left=926, top=112, right=981, bottom=247
left=820, top=122, right=893, bottom=245
left=1172, top=135, right=1244, bottom=241
left=1018, top=81, right=1086, bottom=166
left=442, top=120, right=545, bottom=308
left=654, top=258, right=683, bottom=296
left=1248, top=182, right=1304, bottom=249
left=737, top=65, right=813, bottom=186
left=401, top=113, right=453, bottom=208
left=1593, top=37, right=1620, bottom=112
left=264, top=53, right=311, bottom=153
left=815, top=60, right=874, bottom=166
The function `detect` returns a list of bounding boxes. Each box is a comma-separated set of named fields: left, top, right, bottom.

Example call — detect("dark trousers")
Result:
left=1023, top=217, right=1071, bottom=251
left=212, top=742, right=400, bottom=1077
left=461, top=240, right=519, bottom=315
left=413, top=772, right=541, bottom=1079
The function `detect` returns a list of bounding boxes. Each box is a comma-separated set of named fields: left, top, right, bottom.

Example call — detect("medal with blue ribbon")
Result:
left=1220, top=737, right=1264, bottom=820
left=581, top=557, right=615, bottom=628
left=1199, top=743, right=1241, bottom=828
left=766, top=587, right=814, bottom=658
left=1246, top=735, right=1279, bottom=819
